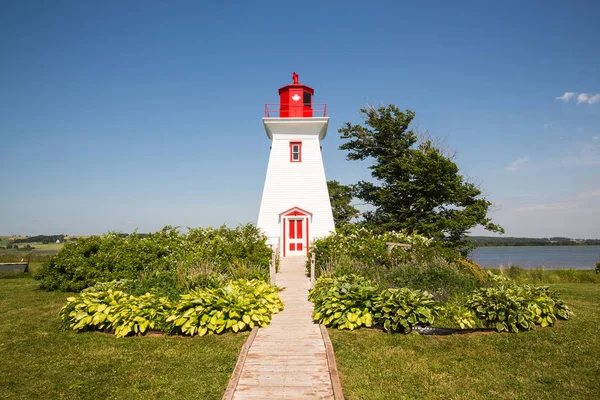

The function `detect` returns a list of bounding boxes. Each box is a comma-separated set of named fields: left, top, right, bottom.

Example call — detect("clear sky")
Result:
left=1, top=0, right=599, bottom=238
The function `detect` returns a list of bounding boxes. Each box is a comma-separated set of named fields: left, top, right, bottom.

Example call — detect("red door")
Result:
left=288, top=219, right=304, bottom=255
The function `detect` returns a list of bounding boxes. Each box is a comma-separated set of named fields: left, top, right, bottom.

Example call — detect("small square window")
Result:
left=290, top=142, right=302, bottom=162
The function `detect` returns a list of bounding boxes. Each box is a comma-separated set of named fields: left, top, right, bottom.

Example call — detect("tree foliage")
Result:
left=327, top=180, right=359, bottom=227
left=338, top=105, right=503, bottom=249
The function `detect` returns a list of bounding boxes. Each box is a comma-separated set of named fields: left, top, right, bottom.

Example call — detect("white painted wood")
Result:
left=257, top=118, right=335, bottom=256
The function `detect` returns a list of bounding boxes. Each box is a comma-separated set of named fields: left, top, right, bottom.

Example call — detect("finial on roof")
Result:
left=292, top=72, right=299, bottom=84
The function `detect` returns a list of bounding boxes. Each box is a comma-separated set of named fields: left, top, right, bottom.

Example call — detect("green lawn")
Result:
left=330, top=283, right=600, bottom=400
left=0, top=278, right=247, bottom=399
left=27, top=242, right=65, bottom=251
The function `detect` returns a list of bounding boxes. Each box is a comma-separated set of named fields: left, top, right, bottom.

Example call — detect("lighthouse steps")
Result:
left=226, top=256, right=340, bottom=399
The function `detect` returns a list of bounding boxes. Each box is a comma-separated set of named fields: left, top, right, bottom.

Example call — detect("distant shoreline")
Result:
left=474, top=244, right=600, bottom=248
left=470, top=236, right=600, bottom=247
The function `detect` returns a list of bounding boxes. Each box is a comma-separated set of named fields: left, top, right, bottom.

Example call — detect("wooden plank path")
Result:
left=225, top=256, right=340, bottom=400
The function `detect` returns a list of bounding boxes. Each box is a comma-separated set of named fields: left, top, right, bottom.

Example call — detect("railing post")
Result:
left=310, top=253, right=316, bottom=286
left=270, top=246, right=276, bottom=287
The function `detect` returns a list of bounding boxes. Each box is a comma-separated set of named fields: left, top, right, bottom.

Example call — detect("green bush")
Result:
left=36, top=224, right=272, bottom=292
left=309, top=274, right=377, bottom=330
left=166, top=279, right=283, bottom=336
left=375, top=288, right=440, bottom=333
left=392, top=257, right=483, bottom=296
left=307, top=226, right=487, bottom=298
left=307, top=225, right=434, bottom=276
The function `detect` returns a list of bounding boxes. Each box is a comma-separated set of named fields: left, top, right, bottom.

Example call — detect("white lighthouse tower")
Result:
left=257, top=73, right=335, bottom=257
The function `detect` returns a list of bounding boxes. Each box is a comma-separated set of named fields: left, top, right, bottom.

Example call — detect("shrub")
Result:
left=166, top=279, right=283, bottom=336
left=36, top=224, right=272, bottom=292
left=82, top=279, right=132, bottom=293
left=307, top=226, right=487, bottom=298
left=308, top=225, right=434, bottom=276
left=309, top=274, right=377, bottom=330
left=392, top=257, right=483, bottom=297
left=375, top=288, right=440, bottom=333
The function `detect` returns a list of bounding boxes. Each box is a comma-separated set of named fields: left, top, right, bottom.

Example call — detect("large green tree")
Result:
left=327, top=180, right=359, bottom=227
left=339, top=105, right=503, bottom=248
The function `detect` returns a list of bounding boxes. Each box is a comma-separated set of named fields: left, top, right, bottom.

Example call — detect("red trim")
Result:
left=305, top=218, right=309, bottom=256
left=279, top=206, right=312, bottom=217
left=289, top=141, right=302, bottom=162
left=283, top=221, right=286, bottom=257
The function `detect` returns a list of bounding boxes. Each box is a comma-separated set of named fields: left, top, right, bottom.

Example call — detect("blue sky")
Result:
left=1, top=0, right=599, bottom=238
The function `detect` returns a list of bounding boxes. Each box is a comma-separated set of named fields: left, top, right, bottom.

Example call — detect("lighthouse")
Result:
left=257, top=73, right=335, bottom=257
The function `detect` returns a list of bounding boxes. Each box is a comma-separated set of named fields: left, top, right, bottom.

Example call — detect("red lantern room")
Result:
left=264, top=73, right=326, bottom=118
left=278, top=72, right=314, bottom=117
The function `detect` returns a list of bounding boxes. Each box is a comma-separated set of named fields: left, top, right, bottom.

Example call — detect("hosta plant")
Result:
left=518, top=285, right=572, bottom=327
left=309, top=274, right=377, bottom=330
left=166, top=279, right=283, bottom=336
left=59, top=290, right=171, bottom=337
left=441, top=303, right=477, bottom=329
left=467, top=286, right=536, bottom=333
left=109, top=293, right=171, bottom=338
left=60, top=289, right=125, bottom=332
left=375, top=287, right=440, bottom=333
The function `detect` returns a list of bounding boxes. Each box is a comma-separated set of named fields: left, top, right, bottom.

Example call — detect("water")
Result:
left=470, top=246, right=600, bottom=270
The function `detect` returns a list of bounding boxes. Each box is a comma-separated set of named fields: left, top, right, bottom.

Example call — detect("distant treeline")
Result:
left=5, top=233, right=599, bottom=248
left=9, top=233, right=151, bottom=245
left=470, top=236, right=600, bottom=247
left=12, top=235, right=66, bottom=244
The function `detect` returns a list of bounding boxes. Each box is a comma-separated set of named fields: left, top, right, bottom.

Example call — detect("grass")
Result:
left=25, top=242, right=65, bottom=251
left=0, top=249, right=58, bottom=263
left=0, top=277, right=247, bottom=400
left=487, top=266, right=600, bottom=284
left=329, top=283, right=600, bottom=400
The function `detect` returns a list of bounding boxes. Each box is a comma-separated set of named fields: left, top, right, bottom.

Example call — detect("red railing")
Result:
left=264, top=103, right=327, bottom=118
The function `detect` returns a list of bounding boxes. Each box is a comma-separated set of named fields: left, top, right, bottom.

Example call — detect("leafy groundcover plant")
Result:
left=60, top=279, right=283, bottom=338
left=467, top=283, right=573, bottom=332
left=308, top=273, right=572, bottom=334
left=375, top=288, right=440, bottom=333
left=309, top=275, right=377, bottom=330
left=309, top=274, right=441, bottom=333
left=167, top=279, right=283, bottom=336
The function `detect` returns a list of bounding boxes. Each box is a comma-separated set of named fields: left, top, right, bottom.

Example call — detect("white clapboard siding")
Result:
left=257, top=118, right=335, bottom=252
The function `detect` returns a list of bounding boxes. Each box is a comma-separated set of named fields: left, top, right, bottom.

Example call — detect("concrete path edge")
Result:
left=222, top=327, right=259, bottom=400
left=320, top=324, right=345, bottom=400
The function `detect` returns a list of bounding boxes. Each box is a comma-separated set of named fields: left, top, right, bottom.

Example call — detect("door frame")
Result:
left=279, top=206, right=312, bottom=257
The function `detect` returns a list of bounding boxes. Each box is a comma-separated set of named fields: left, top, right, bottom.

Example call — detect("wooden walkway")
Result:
left=225, top=256, right=340, bottom=400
